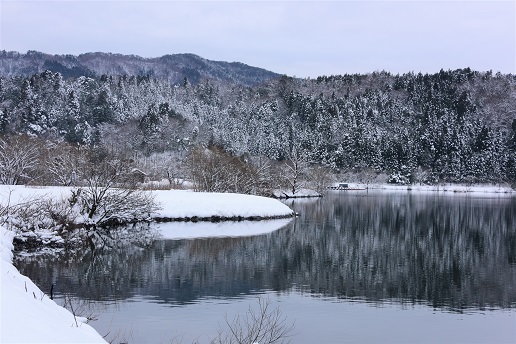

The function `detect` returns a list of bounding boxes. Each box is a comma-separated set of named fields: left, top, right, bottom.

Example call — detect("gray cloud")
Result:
left=0, top=1, right=514, bottom=77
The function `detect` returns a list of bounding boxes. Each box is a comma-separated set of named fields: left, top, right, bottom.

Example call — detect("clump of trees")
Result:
left=0, top=135, right=161, bottom=250
left=184, top=144, right=333, bottom=197
left=186, top=146, right=261, bottom=194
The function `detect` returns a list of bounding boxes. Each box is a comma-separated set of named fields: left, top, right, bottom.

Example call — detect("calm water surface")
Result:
left=14, top=191, right=516, bottom=343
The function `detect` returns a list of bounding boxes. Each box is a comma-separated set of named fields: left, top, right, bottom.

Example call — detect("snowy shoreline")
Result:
left=1, top=226, right=107, bottom=343
left=330, top=182, right=515, bottom=194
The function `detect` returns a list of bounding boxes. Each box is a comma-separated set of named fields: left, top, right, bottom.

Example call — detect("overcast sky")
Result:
left=0, top=1, right=514, bottom=77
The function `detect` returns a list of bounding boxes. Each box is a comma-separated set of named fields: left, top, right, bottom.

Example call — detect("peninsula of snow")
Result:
left=153, top=189, right=295, bottom=220
left=0, top=185, right=295, bottom=222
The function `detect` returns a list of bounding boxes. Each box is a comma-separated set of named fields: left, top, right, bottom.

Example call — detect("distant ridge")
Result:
left=0, top=50, right=281, bottom=86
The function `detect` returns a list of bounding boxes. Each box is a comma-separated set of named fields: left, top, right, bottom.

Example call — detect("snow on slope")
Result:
left=0, top=226, right=107, bottom=343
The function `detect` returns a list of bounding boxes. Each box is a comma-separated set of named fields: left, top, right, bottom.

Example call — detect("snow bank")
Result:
left=153, top=190, right=294, bottom=220
left=0, top=185, right=71, bottom=205
left=0, top=226, right=106, bottom=343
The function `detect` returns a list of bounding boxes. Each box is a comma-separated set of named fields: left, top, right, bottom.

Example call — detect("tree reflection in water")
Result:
left=15, top=191, right=516, bottom=312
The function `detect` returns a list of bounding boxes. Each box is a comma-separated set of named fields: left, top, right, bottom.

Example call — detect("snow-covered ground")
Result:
left=0, top=226, right=107, bottom=343
left=152, top=189, right=294, bottom=219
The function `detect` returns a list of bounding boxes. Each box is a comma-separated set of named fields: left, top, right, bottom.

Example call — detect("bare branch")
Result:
left=212, top=297, right=295, bottom=344
left=0, top=135, right=40, bottom=185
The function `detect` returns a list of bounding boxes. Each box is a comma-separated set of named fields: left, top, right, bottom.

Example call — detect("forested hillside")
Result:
left=0, top=58, right=515, bottom=188
left=0, top=51, right=280, bottom=86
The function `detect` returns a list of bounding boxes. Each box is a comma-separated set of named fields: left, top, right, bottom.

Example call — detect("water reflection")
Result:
left=15, top=191, right=516, bottom=312
left=157, top=218, right=294, bottom=239
left=289, top=191, right=516, bottom=310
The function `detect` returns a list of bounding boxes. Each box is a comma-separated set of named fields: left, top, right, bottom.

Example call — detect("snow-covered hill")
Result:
left=0, top=50, right=281, bottom=86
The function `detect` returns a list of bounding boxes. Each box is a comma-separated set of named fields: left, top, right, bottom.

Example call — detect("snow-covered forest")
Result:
left=0, top=63, right=515, bottom=188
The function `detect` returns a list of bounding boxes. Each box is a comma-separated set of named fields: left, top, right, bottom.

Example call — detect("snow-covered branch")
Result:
left=0, top=135, right=40, bottom=185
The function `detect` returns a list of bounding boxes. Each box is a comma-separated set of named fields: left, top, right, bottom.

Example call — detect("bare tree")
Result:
left=212, top=298, right=295, bottom=344
left=44, top=141, right=88, bottom=186
left=186, top=146, right=258, bottom=194
left=186, top=146, right=222, bottom=192
left=0, top=135, right=40, bottom=185
left=282, top=146, right=308, bottom=196
left=248, top=155, right=275, bottom=195
left=77, top=151, right=160, bottom=229
left=308, top=165, right=334, bottom=194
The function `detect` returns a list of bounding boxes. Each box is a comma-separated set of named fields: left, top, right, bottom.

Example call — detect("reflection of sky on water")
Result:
left=74, top=291, right=516, bottom=344
left=156, top=218, right=293, bottom=240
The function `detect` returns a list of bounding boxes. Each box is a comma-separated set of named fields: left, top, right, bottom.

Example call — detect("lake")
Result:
left=14, top=190, right=516, bottom=343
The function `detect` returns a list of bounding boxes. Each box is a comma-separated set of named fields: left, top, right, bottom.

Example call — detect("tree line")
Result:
left=0, top=68, right=515, bottom=188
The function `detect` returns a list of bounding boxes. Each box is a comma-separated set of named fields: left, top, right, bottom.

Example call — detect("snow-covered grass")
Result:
left=139, top=178, right=194, bottom=190
left=0, top=185, right=72, bottom=207
left=0, top=226, right=107, bottom=343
